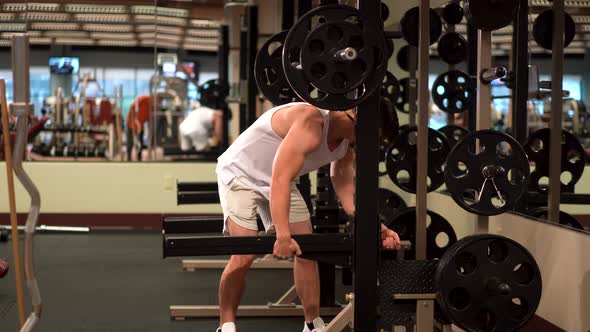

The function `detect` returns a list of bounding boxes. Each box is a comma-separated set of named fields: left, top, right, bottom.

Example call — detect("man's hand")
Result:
left=381, top=226, right=401, bottom=250
left=273, top=237, right=302, bottom=259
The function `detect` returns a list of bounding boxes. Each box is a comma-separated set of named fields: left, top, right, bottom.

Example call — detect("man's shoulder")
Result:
left=285, top=103, right=324, bottom=123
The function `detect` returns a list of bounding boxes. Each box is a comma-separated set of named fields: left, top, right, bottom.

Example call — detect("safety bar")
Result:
left=12, top=35, right=42, bottom=332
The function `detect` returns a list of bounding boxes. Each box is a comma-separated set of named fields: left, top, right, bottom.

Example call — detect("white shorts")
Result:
left=217, top=177, right=311, bottom=234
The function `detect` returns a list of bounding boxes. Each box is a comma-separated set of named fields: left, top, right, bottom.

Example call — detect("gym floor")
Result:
left=0, top=232, right=352, bottom=332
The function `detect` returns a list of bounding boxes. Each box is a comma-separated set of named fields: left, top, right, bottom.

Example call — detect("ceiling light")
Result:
left=64, top=4, right=127, bottom=14
left=30, top=22, right=79, bottom=30
left=0, top=13, right=17, bottom=21
left=97, top=39, right=138, bottom=47
left=155, top=26, right=183, bottom=35
left=186, top=29, right=219, bottom=37
left=0, top=23, right=25, bottom=31
left=190, top=19, right=221, bottom=28
left=155, top=7, right=188, bottom=18
left=158, top=34, right=182, bottom=42
left=44, top=31, right=89, bottom=38
left=91, top=32, right=135, bottom=40
left=54, top=37, right=94, bottom=45
left=74, top=13, right=130, bottom=23
left=83, top=24, right=133, bottom=32
left=22, top=12, right=70, bottom=21
left=29, top=37, right=52, bottom=44
left=1, top=3, right=27, bottom=12
left=136, top=24, right=156, bottom=32
left=184, top=37, right=219, bottom=44
left=182, top=44, right=218, bottom=52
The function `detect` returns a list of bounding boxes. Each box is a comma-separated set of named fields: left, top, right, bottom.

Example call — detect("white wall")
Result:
left=430, top=193, right=590, bottom=332
left=0, top=162, right=221, bottom=214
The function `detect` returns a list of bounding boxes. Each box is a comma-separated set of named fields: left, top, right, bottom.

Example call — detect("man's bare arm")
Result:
left=330, top=146, right=355, bottom=217
left=270, top=110, right=323, bottom=240
left=211, top=110, right=223, bottom=146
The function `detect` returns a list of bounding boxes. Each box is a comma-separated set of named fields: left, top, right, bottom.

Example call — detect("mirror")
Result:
left=0, top=1, right=227, bottom=162
left=379, top=0, right=589, bottom=234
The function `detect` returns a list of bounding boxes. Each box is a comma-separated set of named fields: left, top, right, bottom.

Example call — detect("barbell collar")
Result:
left=335, top=47, right=358, bottom=61
left=480, top=66, right=507, bottom=84
left=482, top=165, right=505, bottom=179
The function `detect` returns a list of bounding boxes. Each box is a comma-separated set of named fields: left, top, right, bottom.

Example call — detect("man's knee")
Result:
left=229, top=254, right=257, bottom=271
left=295, top=256, right=317, bottom=267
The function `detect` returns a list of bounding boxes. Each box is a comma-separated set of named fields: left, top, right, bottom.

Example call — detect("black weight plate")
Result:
left=199, top=79, right=229, bottom=109
left=431, top=70, right=474, bottom=114
left=526, top=207, right=584, bottom=230
left=255, top=30, right=301, bottom=106
left=533, top=9, right=576, bottom=51
left=442, top=2, right=464, bottom=25
left=437, top=32, right=467, bottom=65
left=384, top=207, right=457, bottom=260
left=301, top=21, right=372, bottom=94
left=524, top=128, right=585, bottom=193
left=464, top=0, right=517, bottom=31
left=0, top=230, right=8, bottom=242
left=381, top=71, right=401, bottom=106
left=436, top=234, right=542, bottom=332
left=381, top=2, right=390, bottom=22
left=401, top=7, right=442, bottom=47
left=398, top=124, right=410, bottom=135
left=444, top=130, right=530, bottom=216
left=385, top=39, right=394, bottom=59
left=395, top=77, right=412, bottom=113
left=386, top=127, right=450, bottom=193
left=283, top=4, right=387, bottom=111
left=438, top=125, right=470, bottom=149
left=396, top=45, right=411, bottom=72
left=378, top=188, right=407, bottom=224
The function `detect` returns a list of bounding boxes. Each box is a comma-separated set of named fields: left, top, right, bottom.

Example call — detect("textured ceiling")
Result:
left=0, top=2, right=224, bottom=51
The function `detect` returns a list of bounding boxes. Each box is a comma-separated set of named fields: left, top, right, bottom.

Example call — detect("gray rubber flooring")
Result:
left=0, top=233, right=352, bottom=332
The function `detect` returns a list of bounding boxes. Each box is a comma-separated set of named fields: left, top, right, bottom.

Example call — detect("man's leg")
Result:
left=290, top=220, right=320, bottom=323
left=218, top=218, right=258, bottom=326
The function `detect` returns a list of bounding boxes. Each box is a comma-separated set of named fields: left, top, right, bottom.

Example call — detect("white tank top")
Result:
left=216, top=102, right=349, bottom=199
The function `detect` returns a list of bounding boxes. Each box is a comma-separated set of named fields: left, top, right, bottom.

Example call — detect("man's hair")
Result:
left=379, top=96, right=399, bottom=143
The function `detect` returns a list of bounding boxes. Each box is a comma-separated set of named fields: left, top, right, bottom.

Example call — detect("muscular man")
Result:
left=179, top=102, right=223, bottom=151
left=215, top=99, right=401, bottom=332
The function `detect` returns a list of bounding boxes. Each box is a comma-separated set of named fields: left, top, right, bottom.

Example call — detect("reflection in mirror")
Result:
left=0, top=1, right=226, bottom=163
left=146, top=0, right=225, bottom=162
